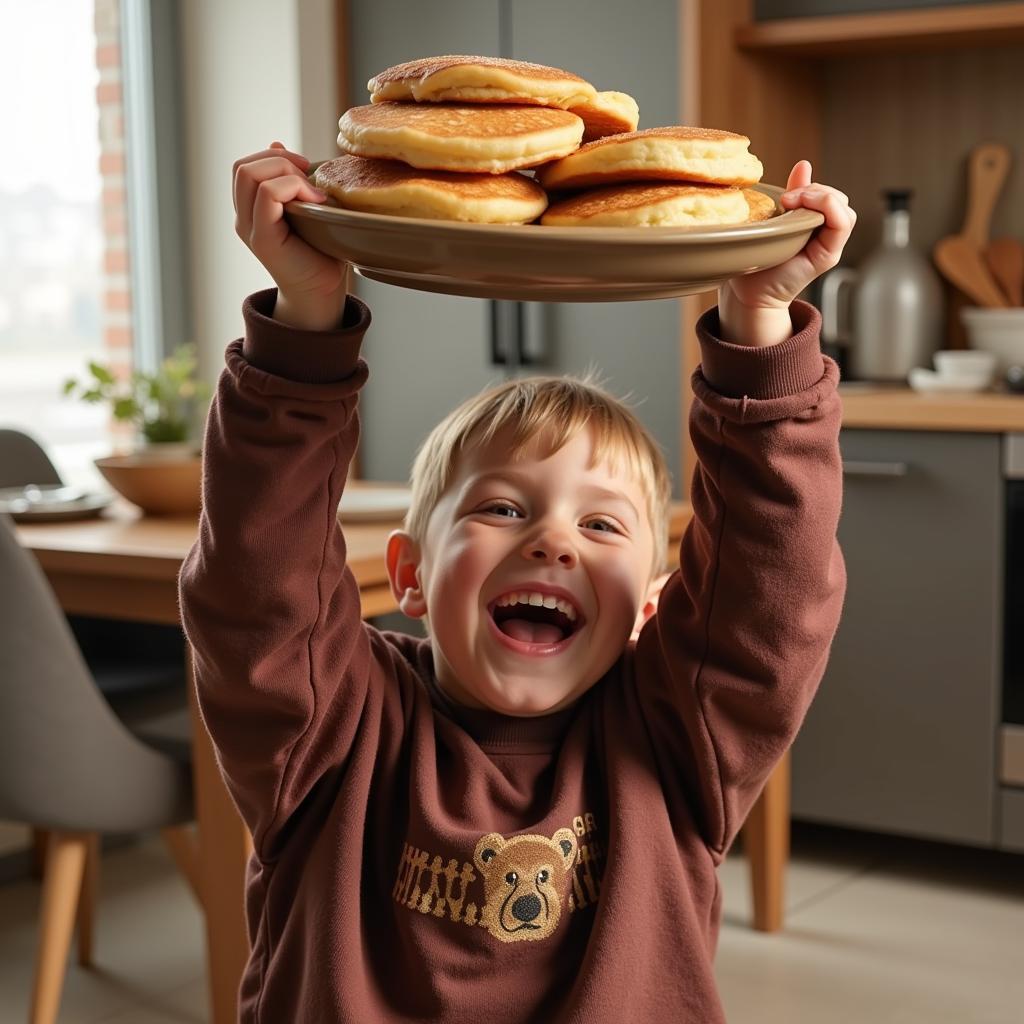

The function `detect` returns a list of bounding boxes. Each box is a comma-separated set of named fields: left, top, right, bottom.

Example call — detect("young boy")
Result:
left=179, top=141, right=856, bottom=1022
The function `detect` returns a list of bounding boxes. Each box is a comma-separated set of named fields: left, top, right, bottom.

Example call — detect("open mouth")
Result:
left=488, top=590, right=584, bottom=648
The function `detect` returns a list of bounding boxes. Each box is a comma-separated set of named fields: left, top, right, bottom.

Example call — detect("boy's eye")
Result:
left=582, top=517, right=620, bottom=534
left=483, top=503, right=522, bottom=518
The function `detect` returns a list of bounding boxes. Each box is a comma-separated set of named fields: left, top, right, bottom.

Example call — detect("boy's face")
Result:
left=386, top=427, right=657, bottom=716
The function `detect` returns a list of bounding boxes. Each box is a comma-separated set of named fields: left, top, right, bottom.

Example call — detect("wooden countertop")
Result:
left=16, top=492, right=694, bottom=583
left=839, top=385, right=1024, bottom=432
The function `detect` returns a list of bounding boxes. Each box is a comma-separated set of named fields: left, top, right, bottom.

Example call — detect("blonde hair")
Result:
left=404, top=374, right=672, bottom=575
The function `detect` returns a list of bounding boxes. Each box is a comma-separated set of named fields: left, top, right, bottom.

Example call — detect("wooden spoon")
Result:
left=933, top=142, right=1011, bottom=308
left=983, top=237, right=1024, bottom=306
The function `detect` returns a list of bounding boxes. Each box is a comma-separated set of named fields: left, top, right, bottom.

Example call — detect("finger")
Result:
left=248, top=173, right=328, bottom=256
left=806, top=183, right=849, bottom=205
left=231, top=146, right=310, bottom=193
left=269, top=141, right=309, bottom=163
left=232, top=146, right=311, bottom=213
left=235, top=156, right=323, bottom=240
left=780, top=183, right=850, bottom=212
left=791, top=188, right=856, bottom=229
left=799, top=193, right=857, bottom=272
left=785, top=160, right=812, bottom=192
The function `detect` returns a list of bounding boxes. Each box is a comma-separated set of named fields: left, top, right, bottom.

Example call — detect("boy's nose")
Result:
left=522, top=528, right=577, bottom=568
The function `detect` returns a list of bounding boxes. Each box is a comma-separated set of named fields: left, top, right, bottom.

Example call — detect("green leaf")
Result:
left=113, top=397, right=140, bottom=420
left=88, top=361, right=116, bottom=385
left=144, top=418, right=189, bottom=443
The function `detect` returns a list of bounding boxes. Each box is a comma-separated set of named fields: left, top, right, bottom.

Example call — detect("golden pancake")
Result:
left=569, top=91, right=640, bottom=142
left=338, top=102, right=584, bottom=174
left=368, top=55, right=597, bottom=109
left=540, top=182, right=755, bottom=228
left=312, top=155, right=547, bottom=224
left=536, top=126, right=763, bottom=190
left=744, top=188, right=776, bottom=223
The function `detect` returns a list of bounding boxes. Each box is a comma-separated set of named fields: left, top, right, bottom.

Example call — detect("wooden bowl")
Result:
left=94, top=451, right=202, bottom=516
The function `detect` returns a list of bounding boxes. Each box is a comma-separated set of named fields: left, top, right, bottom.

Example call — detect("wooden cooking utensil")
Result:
left=933, top=142, right=1012, bottom=308
left=983, top=236, right=1024, bottom=306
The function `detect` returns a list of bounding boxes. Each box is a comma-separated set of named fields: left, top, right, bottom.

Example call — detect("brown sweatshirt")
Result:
left=178, top=289, right=845, bottom=1023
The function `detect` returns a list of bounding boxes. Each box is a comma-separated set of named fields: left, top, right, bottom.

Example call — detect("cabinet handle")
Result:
left=842, top=460, right=909, bottom=478
left=489, top=300, right=534, bottom=373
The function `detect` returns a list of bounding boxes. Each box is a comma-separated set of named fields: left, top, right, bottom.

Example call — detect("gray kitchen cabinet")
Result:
left=1000, top=788, right=1024, bottom=853
left=791, top=429, right=1003, bottom=846
left=345, top=0, right=683, bottom=493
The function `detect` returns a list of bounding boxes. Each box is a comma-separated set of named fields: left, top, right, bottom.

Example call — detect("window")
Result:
left=0, top=0, right=165, bottom=492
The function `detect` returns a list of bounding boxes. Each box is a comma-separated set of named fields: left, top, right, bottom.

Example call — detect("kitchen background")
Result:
left=2, top=0, right=1024, bottom=1021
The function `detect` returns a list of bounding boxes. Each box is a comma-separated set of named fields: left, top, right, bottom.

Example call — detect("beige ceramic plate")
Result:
left=0, top=484, right=113, bottom=522
left=337, top=486, right=411, bottom=523
left=284, top=182, right=822, bottom=303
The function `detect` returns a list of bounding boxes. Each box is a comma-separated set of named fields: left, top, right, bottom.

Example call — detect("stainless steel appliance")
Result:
left=821, top=189, right=944, bottom=382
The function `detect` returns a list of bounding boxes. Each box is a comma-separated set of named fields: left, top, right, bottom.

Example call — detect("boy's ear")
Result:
left=386, top=530, right=427, bottom=619
left=631, top=572, right=671, bottom=640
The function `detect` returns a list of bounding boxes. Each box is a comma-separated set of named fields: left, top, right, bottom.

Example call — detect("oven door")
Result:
left=1004, top=465, right=1024, bottom=730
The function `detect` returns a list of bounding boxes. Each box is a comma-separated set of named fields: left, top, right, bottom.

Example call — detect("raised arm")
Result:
left=634, top=166, right=855, bottom=857
left=179, top=287, right=378, bottom=859
left=178, top=145, right=377, bottom=859
left=635, top=300, right=845, bottom=857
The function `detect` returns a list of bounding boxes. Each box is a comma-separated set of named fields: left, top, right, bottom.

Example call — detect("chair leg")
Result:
left=743, top=751, right=790, bottom=933
left=161, top=825, right=203, bottom=906
left=30, top=831, right=89, bottom=1024
left=76, top=834, right=100, bottom=966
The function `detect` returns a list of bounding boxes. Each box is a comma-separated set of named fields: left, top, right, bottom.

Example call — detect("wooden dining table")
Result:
left=14, top=491, right=789, bottom=1024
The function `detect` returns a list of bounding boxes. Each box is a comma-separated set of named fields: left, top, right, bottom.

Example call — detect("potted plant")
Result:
left=63, top=344, right=211, bottom=515
left=63, top=343, right=209, bottom=452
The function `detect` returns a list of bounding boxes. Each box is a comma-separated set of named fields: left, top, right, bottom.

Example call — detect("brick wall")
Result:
left=94, top=0, right=134, bottom=446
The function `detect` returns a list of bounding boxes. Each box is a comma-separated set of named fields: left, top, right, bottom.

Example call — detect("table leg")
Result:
left=743, top=751, right=790, bottom=933
left=186, top=650, right=253, bottom=1024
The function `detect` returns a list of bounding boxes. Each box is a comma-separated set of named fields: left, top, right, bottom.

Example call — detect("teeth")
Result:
left=495, top=591, right=578, bottom=621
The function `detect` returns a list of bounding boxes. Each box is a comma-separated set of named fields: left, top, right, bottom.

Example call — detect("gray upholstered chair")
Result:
left=0, top=427, right=64, bottom=489
left=0, top=428, right=189, bottom=694
left=0, top=513, right=198, bottom=1024
left=0, top=426, right=192, bottom=839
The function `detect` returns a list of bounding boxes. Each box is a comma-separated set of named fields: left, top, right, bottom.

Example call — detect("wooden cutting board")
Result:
left=933, top=142, right=1011, bottom=309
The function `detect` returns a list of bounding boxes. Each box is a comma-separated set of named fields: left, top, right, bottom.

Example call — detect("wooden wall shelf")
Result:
left=735, top=2, right=1024, bottom=57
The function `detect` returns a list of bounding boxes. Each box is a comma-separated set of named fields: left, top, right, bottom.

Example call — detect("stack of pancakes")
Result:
left=537, top=127, right=772, bottom=227
left=313, top=55, right=770, bottom=228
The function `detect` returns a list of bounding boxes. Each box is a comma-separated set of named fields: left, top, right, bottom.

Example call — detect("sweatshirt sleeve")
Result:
left=633, top=299, right=846, bottom=861
left=178, top=288, right=379, bottom=860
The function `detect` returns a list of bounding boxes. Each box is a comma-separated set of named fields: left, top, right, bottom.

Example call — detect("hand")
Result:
left=717, top=161, right=857, bottom=345
left=233, top=142, right=349, bottom=330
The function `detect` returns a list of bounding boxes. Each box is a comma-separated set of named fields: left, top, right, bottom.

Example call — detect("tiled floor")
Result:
left=1, top=823, right=1021, bottom=1022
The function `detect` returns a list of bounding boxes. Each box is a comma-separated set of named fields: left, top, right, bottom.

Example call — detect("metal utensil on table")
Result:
left=933, top=142, right=1012, bottom=309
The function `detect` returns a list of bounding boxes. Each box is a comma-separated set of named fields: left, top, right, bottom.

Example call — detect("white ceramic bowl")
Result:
left=933, top=349, right=997, bottom=383
left=908, top=367, right=991, bottom=394
left=960, top=307, right=1024, bottom=374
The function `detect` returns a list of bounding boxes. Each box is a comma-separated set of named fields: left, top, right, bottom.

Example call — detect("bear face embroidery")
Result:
left=473, top=828, right=578, bottom=943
